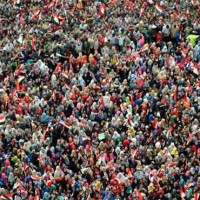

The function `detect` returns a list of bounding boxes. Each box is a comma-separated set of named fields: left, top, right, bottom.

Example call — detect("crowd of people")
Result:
left=0, top=0, right=200, bottom=199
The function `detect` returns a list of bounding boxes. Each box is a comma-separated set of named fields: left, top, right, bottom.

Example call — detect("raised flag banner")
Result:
left=179, top=187, right=186, bottom=200
left=13, top=0, right=20, bottom=5
left=124, top=1, right=134, bottom=8
left=194, top=192, right=199, bottom=200
left=39, top=10, right=43, bottom=21
left=131, top=149, right=138, bottom=158
left=31, top=35, right=36, bottom=50
left=192, top=64, right=199, bottom=75
left=31, top=175, right=42, bottom=181
left=140, top=44, right=149, bottom=52
left=98, top=4, right=106, bottom=18
left=173, top=84, right=178, bottom=101
left=0, top=115, right=6, bottom=125
left=53, top=13, right=60, bottom=24
left=19, top=13, right=24, bottom=25
left=136, top=190, right=143, bottom=200
left=155, top=2, right=164, bottom=13
left=65, top=83, right=71, bottom=90
left=1, top=193, right=13, bottom=200
left=32, top=10, right=40, bottom=20
left=17, top=76, right=25, bottom=84
left=22, top=35, right=28, bottom=47
left=61, top=71, right=69, bottom=79
left=59, top=120, right=71, bottom=129
left=140, top=7, right=144, bottom=18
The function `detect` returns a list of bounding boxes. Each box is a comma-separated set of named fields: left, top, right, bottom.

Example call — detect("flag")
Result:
left=46, top=179, right=54, bottom=187
left=16, top=76, right=25, bottom=90
left=23, top=163, right=28, bottom=170
left=155, top=2, right=164, bottom=13
left=52, top=91, right=56, bottom=101
left=124, top=1, right=134, bottom=8
left=39, top=10, right=42, bottom=20
left=54, top=0, right=59, bottom=7
left=61, top=71, right=69, bottom=79
left=13, top=181, right=25, bottom=191
left=22, top=35, right=28, bottom=47
left=192, top=64, right=199, bottom=75
left=173, top=84, right=178, bottom=101
left=32, top=10, right=40, bottom=20
left=194, top=192, right=199, bottom=200
left=31, top=35, right=36, bottom=50
left=147, top=0, right=154, bottom=4
left=168, top=161, right=177, bottom=167
left=98, top=3, right=106, bottom=18
left=186, top=132, right=193, bottom=145
left=59, top=120, right=71, bottom=129
left=181, top=50, right=187, bottom=58
left=31, top=175, right=42, bottom=181
left=34, top=196, right=40, bottom=200
left=53, top=13, right=60, bottom=24
left=136, top=190, right=143, bottom=200
left=13, top=0, right=20, bottom=5
left=192, top=0, right=199, bottom=7
left=1, top=193, right=13, bottom=200
left=140, top=7, right=144, bottom=18
left=140, top=44, right=149, bottom=52
left=41, top=128, right=48, bottom=142
left=180, top=187, right=186, bottom=200
left=184, top=92, right=190, bottom=108
left=0, top=115, right=6, bottom=125
left=120, top=103, right=126, bottom=112
left=17, top=76, right=25, bottom=84
left=185, top=182, right=194, bottom=189
left=19, top=13, right=24, bottom=25
left=65, top=83, right=71, bottom=90
left=131, top=149, right=138, bottom=158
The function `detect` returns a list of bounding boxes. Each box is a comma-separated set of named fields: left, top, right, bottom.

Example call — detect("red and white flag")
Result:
left=39, top=10, right=43, bottom=21
left=31, top=35, right=36, bottom=50
left=0, top=115, right=6, bottom=125
left=147, top=0, right=154, bottom=4
left=65, top=83, right=71, bottom=90
left=194, top=192, right=199, bottom=200
left=32, top=10, right=40, bottom=20
left=31, top=175, right=42, bottom=181
left=34, top=196, right=40, bottom=200
left=192, top=0, right=199, bottom=6
left=19, top=13, right=25, bottom=25
left=131, top=149, right=138, bottom=158
left=136, top=190, right=143, bottom=200
left=155, top=2, right=164, bottom=13
left=46, top=179, right=54, bottom=187
left=140, top=44, right=149, bottom=52
left=180, top=187, right=186, bottom=200
left=140, top=7, right=144, bottom=18
left=53, top=13, right=60, bottom=24
left=59, top=120, right=71, bottom=129
left=192, top=64, right=199, bottom=75
left=22, top=35, right=28, bottom=47
left=17, top=76, right=25, bottom=84
left=184, top=92, right=190, bottom=108
left=52, top=91, right=56, bottom=101
left=173, top=84, right=178, bottom=101
left=98, top=3, right=106, bottom=18
left=13, top=0, right=20, bottom=5
left=181, top=50, right=187, bottom=58
left=61, top=71, right=69, bottom=79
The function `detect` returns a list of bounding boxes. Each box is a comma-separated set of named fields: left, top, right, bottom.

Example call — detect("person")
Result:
left=0, top=0, right=200, bottom=199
